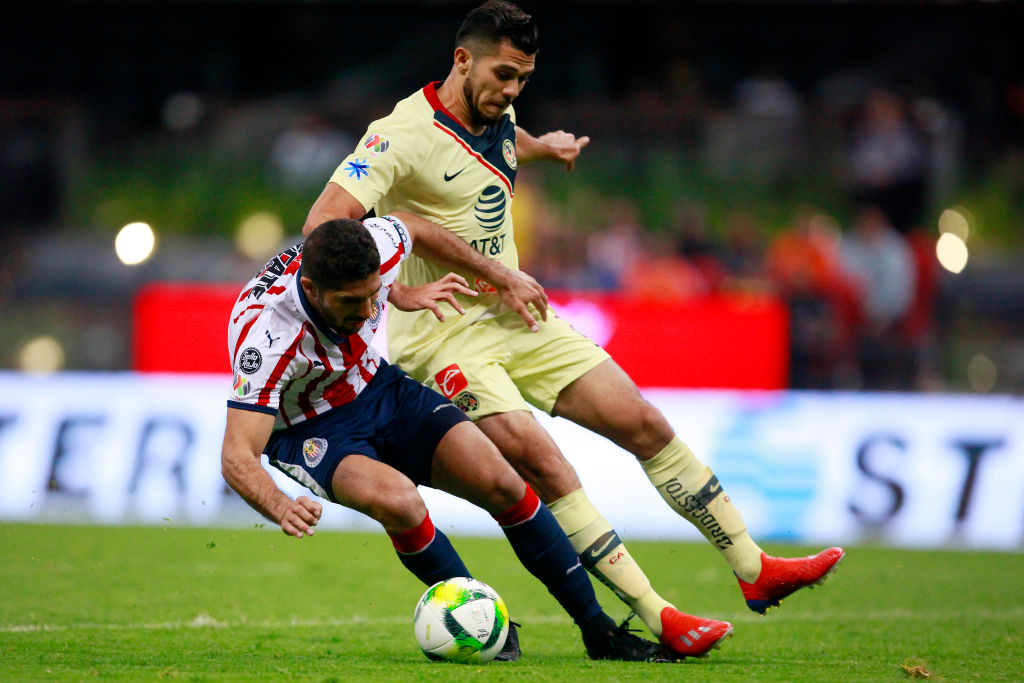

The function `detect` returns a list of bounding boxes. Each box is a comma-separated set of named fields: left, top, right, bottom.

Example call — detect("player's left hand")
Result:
left=537, top=130, right=590, bottom=171
left=389, top=273, right=477, bottom=322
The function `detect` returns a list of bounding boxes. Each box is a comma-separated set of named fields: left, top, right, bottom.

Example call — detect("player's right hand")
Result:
left=497, top=269, right=548, bottom=332
left=278, top=495, right=323, bottom=538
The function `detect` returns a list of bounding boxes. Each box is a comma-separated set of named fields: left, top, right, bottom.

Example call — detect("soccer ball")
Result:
left=413, top=577, right=509, bottom=663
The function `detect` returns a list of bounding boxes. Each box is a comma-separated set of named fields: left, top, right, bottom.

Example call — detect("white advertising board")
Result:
left=0, top=372, right=1021, bottom=550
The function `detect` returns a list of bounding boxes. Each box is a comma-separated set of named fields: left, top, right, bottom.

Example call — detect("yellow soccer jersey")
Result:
left=329, top=82, right=521, bottom=359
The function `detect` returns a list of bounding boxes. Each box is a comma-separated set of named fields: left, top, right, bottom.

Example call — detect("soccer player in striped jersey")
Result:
left=301, top=0, right=844, bottom=659
left=221, top=216, right=667, bottom=662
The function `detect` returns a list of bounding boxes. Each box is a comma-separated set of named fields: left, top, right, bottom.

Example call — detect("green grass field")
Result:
left=2, top=523, right=1021, bottom=682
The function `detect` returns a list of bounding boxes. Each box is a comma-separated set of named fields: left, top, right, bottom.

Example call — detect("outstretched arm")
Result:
left=303, top=182, right=367, bottom=236
left=515, top=126, right=590, bottom=171
left=390, top=211, right=548, bottom=332
left=221, top=407, right=323, bottom=538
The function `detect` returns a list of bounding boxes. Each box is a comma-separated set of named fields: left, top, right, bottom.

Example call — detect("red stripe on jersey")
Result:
left=232, top=314, right=262, bottom=366
left=256, top=327, right=305, bottom=407
left=237, top=287, right=254, bottom=303
left=432, top=121, right=514, bottom=198
left=321, top=369, right=358, bottom=407
left=266, top=285, right=286, bottom=296
left=277, top=352, right=317, bottom=427
left=295, top=329, right=334, bottom=420
left=379, top=242, right=405, bottom=276
left=232, top=304, right=264, bottom=325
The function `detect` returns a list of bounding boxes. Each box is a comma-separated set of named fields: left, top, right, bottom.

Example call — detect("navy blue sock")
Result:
left=389, top=514, right=471, bottom=586
left=495, top=486, right=603, bottom=625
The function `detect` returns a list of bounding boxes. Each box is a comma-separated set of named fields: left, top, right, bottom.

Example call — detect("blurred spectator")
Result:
left=839, top=205, right=917, bottom=389
left=848, top=88, right=928, bottom=233
left=718, top=207, right=766, bottom=286
left=531, top=210, right=602, bottom=291
left=900, top=226, right=942, bottom=390
left=585, top=197, right=647, bottom=291
left=669, top=199, right=727, bottom=292
left=621, top=233, right=710, bottom=301
left=269, top=114, right=354, bottom=190
left=766, top=207, right=860, bottom=388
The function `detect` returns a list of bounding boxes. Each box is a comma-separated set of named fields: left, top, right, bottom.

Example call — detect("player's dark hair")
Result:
left=302, top=219, right=379, bottom=291
left=456, top=1, right=538, bottom=55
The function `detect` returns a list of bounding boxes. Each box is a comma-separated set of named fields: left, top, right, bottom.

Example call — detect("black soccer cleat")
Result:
left=580, top=613, right=668, bottom=662
left=494, top=621, right=521, bottom=662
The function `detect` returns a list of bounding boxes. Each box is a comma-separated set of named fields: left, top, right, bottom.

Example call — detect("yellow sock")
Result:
left=641, top=437, right=763, bottom=582
left=549, top=488, right=672, bottom=636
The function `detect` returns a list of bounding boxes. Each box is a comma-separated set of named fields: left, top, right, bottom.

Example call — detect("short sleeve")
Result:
left=226, top=324, right=287, bottom=415
left=363, top=215, right=412, bottom=287
left=328, top=114, right=431, bottom=214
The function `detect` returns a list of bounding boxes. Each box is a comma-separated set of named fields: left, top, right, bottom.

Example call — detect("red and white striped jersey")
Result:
left=227, top=216, right=412, bottom=429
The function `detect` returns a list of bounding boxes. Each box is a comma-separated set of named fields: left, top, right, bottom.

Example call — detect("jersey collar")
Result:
left=424, top=81, right=472, bottom=132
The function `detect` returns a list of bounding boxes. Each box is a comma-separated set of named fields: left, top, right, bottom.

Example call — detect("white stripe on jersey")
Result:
left=226, top=216, right=412, bottom=430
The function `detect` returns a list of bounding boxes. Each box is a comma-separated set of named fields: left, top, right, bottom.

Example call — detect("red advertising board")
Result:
left=133, top=283, right=788, bottom=389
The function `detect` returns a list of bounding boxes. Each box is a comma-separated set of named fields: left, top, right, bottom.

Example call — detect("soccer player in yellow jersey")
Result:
left=304, top=0, right=844, bottom=660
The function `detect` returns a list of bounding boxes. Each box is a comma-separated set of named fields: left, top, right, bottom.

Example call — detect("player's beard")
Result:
left=463, top=77, right=508, bottom=128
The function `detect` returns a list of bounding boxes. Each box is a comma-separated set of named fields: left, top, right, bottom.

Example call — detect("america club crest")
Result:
left=502, top=138, right=517, bottom=169
left=454, top=391, right=480, bottom=413
left=302, top=437, right=328, bottom=468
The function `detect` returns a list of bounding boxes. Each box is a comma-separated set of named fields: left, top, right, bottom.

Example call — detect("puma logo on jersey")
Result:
left=265, top=330, right=280, bottom=347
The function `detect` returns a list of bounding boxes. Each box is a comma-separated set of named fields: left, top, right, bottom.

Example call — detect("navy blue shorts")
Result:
left=264, top=362, right=470, bottom=502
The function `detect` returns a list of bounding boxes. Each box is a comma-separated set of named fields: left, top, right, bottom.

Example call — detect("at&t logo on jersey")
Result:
left=434, top=363, right=469, bottom=399
left=474, top=185, right=506, bottom=232
left=239, top=347, right=263, bottom=374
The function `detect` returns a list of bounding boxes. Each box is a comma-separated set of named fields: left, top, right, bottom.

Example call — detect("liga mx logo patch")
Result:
left=434, top=363, right=468, bottom=399
left=363, top=133, right=390, bottom=155
left=302, top=437, right=328, bottom=468
left=232, top=373, right=250, bottom=398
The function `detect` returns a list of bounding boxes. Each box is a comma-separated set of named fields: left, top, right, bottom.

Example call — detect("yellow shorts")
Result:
left=398, top=307, right=610, bottom=419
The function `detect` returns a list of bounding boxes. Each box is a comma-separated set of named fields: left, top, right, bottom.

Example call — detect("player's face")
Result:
left=303, top=273, right=382, bottom=336
left=463, top=40, right=535, bottom=127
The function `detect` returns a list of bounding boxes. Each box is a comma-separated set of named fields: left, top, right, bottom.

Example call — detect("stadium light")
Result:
left=236, top=212, right=284, bottom=260
left=967, top=353, right=997, bottom=393
left=19, top=335, right=65, bottom=374
left=936, top=232, right=968, bottom=274
left=938, top=207, right=971, bottom=241
left=115, top=222, right=156, bottom=265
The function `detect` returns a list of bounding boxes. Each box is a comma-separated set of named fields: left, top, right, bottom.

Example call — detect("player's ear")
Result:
left=454, top=46, right=472, bottom=75
left=299, top=276, right=318, bottom=300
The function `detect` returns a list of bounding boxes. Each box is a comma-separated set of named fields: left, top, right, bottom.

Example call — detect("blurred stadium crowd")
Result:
left=1, top=1, right=1022, bottom=392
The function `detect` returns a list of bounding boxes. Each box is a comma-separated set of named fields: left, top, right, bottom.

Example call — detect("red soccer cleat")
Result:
left=738, top=547, right=845, bottom=614
left=658, top=607, right=733, bottom=659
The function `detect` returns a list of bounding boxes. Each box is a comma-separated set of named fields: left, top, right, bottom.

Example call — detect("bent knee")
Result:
left=363, top=487, right=427, bottom=533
